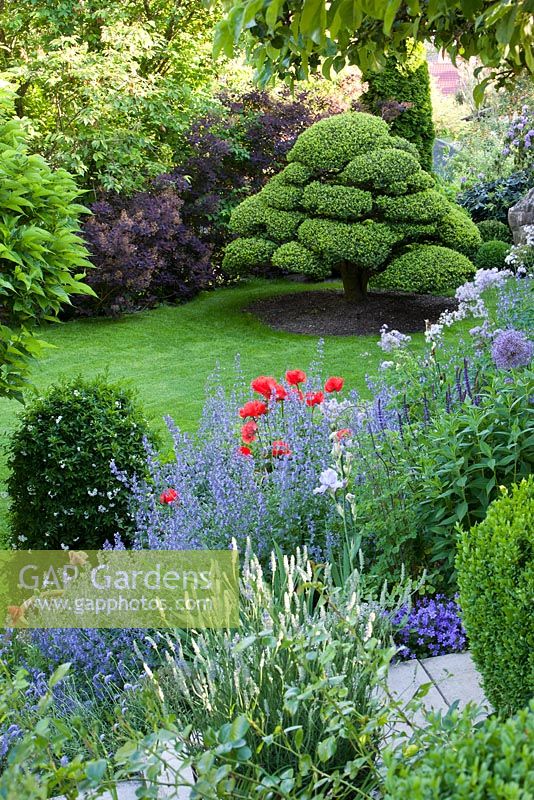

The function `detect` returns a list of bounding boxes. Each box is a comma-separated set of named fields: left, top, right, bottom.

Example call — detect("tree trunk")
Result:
left=339, top=262, right=370, bottom=303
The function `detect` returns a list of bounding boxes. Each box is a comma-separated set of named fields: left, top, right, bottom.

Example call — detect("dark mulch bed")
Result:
left=246, top=289, right=457, bottom=336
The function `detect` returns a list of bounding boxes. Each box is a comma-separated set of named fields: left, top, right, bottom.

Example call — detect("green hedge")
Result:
left=302, top=182, right=372, bottom=220
left=374, top=189, right=448, bottom=224
left=372, top=244, right=475, bottom=294
left=439, top=206, right=483, bottom=259
left=271, top=241, right=328, bottom=278
left=477, top=219, right=512, bottom=243
left=7, top=376, right=153, bottom=550
left=457, top=476, right=534, bottom=716
left=286, top=112, right=391, bottom=171
left=298, top=218, right=397, bottom=268
left=475, top=239, right=511, bottom=271
left=223, top=112, right=481, bottom=298
left=383, top=702, right=534, bottom=798
left=361, top=42, right=435, bottom=172
left=223, top=237, right=277, bottom=276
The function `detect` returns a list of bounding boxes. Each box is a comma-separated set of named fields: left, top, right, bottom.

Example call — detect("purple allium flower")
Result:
left=491, top=329, right=534, bottom=370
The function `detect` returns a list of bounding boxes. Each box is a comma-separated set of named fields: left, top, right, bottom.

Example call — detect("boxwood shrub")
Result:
left=372, top=244, right=475, bottom=294
left=383, top=701, right=534, bottom=798
left=474, top=239, right=511, bottom=271
left=476, top=219, right=512, bottom=243
left=456, top=476, right=534, bottom=716
left=7, top=376, right=153, bottom=550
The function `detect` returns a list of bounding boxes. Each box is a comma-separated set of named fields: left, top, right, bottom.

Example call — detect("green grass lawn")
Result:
left=0, top=278, right=444, bottom=540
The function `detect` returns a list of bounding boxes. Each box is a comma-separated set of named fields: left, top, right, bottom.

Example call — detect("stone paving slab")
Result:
left=387, top=650, right=490, bottom=735
left=420, top=651, right=489, bottom=711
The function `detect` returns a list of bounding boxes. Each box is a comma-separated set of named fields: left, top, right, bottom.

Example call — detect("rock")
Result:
left=508, top=188, right=534, bottom=244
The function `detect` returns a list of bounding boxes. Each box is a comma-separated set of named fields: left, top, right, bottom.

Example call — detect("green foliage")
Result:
left=374, top=189, right=448, bottom=224
left=475, top=239, right=511, bottom=270
left=301, top=182, right=372, bottom=220
left=260, top=180, right=306, bottom=210
left=287, top=112, right=391, bottom=171
left=222, top=237, right=277, bottom=276
left=439, top=206, right=484, bottom=259
left=216, top=0, right=534, bottom=93
left=0, top=82, right=93, bottom=401
left=388, top=136, right=420, bottom=159
left=338, top=148, right=422, bottom=190
left=146, top=548, right=400, bottom=797
left=228, top=195, right=267, bottom=236
left=0, top=665, right=119, bottom=798
left=372, top=245, right=475, bottom=295
left=271, top=241, right=328, bottom=278
left=477, top=219, right=513, bottom=243
left=225, top=112, right=478, bottom=300
left=298, top=218, right=397, bottom=268
left=7, top=376, right=153, bottom=549
left=277, top=162, right=314, bottom=185
left=264, top=208, right=305, bottom=242
left=457, top=478, right=534, bottom=716
left=416, top=370, right=534, bottom=586
left=383, top=702, right=534, bottom=798
left=0, top=1, right=219, bottom=193
left=361, top=43, right=435, bottom=171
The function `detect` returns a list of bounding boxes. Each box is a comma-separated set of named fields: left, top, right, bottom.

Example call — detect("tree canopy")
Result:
left=215, top=0, right=534, bottom=96
left=223, top=112, right=481, bottom=302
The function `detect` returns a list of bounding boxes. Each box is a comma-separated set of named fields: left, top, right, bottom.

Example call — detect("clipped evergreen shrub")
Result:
left=383, top=701, right=534, bottom=798
left=477, top=218, right=513, bottom=243
left=456, top=477, right=534, bottom=716
left=361, top=42, right=435, bottom=171
left=474, top=239, right=511, bottom=271
left=223, top=111, right=480, bottom=302
left=223, top=237, right=277, bottom=276
left=7, top=376, right=153, bottom=550
left=439, top=206, right=483, bottom=259
left=372, top=245, right=475, bottom=294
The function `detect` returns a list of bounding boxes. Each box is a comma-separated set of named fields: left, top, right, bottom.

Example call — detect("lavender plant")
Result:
left=122, top=358, right=366, bottom=559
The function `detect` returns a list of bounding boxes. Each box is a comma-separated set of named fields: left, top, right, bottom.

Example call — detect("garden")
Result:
left=0, top=0, right=533, bottom=796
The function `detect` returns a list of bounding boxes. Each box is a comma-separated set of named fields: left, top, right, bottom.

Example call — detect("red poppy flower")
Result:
left=241, top=420, right=258, bottom=443
left=251, top=375, right=277, bottom=398
left=305, top=391, right=324, bottom=407
left=239, top=400, right=268, bottom=419
left=286, top=369, right=307, bottom=385
left=336, top=428, right=353, bottom=440
left=160, top=487, right=179, bottom=505
left=238, top=445, right=253, bottom=456
left=272, top=440, right=292, bottom=457
left=273, top=383, right=288, bottom=401
left=325, top=376, right=344, bottom=393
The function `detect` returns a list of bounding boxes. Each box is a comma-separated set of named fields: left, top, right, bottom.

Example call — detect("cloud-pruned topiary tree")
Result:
left=223, top=112, right=481, bottom=303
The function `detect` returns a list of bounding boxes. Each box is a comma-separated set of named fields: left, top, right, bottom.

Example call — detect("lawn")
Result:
left=0, top=278, right=450, bottom=539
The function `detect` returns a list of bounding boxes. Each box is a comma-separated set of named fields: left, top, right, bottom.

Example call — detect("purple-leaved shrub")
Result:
left=77, top=185, right=214, bottom=316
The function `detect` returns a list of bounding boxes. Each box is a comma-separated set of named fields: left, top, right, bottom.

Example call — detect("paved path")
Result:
left=387, top=650, right=489, bottom=731
left=59, top=652, right=488, bottom=799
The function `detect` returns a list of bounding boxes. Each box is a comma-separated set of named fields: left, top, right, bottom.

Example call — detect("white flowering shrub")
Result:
left=7, top=376, right=153, bottom=549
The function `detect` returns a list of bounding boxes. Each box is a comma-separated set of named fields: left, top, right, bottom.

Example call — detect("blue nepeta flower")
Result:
left=491, top=329, right=533, bottom=370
